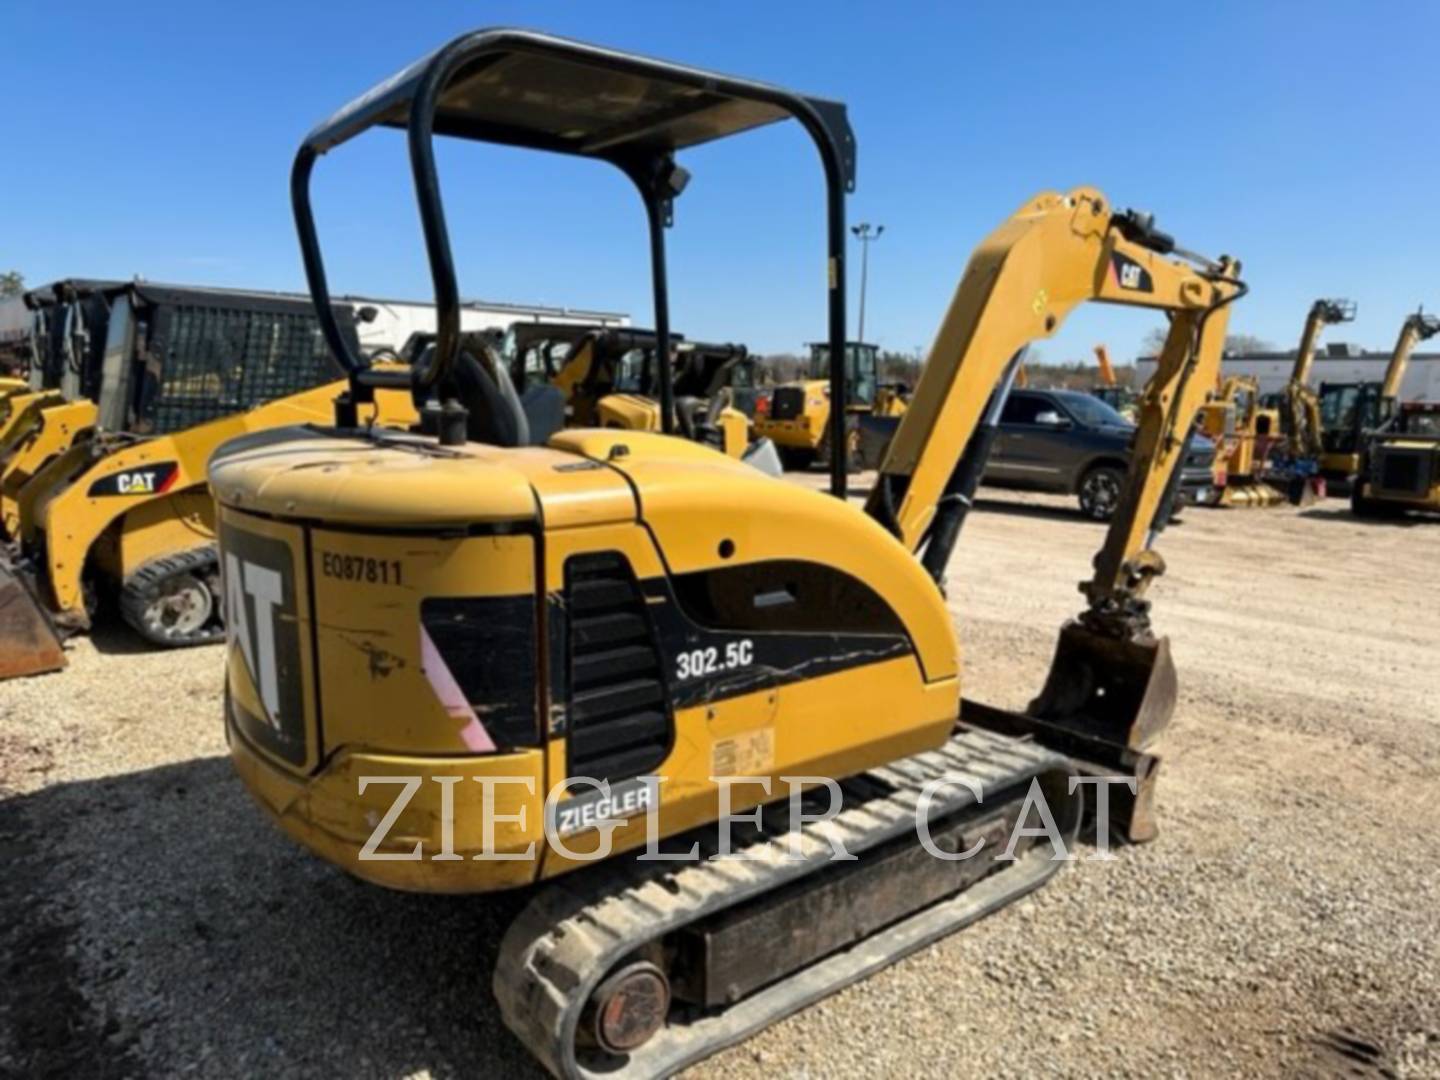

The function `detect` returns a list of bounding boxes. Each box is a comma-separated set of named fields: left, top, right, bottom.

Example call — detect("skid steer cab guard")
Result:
left=0, top=280, right=417, bottom=680
left=0, top=279, right=129, bottom=538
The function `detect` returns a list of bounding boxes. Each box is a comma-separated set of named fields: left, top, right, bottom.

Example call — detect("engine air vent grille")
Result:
left=565, top=553, right=672, bottom=785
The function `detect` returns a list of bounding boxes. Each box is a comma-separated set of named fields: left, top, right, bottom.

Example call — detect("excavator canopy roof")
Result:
left=304, top=27, right=855, bottom=176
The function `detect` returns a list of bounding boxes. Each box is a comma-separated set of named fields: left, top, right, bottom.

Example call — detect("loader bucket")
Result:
left=961, top=621, right=1177, bottom=844
left=0, top=563, right=66, bottom=679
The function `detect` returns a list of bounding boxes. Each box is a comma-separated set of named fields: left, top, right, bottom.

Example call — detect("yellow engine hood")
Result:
left=208, top=426, right=638, bottom=529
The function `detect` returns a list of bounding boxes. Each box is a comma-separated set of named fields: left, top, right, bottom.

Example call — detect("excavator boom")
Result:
left=866, top=187, right=1244, bottom=838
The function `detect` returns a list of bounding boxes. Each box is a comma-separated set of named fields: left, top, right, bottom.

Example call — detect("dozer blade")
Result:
left=0, top=562, right=66, bottom=680
left=962, top=621, right=1177, bottom=844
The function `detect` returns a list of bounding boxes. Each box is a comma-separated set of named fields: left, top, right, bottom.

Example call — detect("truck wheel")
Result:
left=1078, top=465, right=1124, bottom=521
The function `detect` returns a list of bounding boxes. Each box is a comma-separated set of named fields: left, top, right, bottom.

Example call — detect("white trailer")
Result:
left=345, top=295, right=629, bottom=354
left=1137, top=344, right=1440, bottom=401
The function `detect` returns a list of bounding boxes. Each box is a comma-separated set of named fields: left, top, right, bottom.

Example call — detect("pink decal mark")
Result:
left=419, top=624, right=496, bottom=752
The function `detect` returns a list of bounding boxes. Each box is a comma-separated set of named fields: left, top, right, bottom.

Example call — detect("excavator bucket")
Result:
left=962, top=622, right=1177, bottom=844
left=0, top=562, right=66, bottom=679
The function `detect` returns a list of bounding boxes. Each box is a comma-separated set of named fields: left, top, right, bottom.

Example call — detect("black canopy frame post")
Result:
left=618, top=151, right=689, bottom=436
left=289, top=27, right=856, bottom=493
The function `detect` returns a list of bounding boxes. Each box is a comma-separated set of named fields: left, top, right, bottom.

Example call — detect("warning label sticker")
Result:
left=712, top=727, right=775, bottom=778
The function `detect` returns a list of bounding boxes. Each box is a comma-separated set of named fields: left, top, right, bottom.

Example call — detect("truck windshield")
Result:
left=1061, top=394, right=1130, bottom=427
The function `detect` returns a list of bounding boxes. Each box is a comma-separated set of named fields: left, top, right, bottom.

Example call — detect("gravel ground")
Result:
left=2, top=483, right=1437, bottom=1078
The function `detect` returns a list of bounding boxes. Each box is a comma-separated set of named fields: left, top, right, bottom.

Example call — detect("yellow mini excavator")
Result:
left=213, top=30, right=1243, bottom=1078
left=1318, top=307, right=1438, bottom=485
left=0, top=284, right=415, bottom=680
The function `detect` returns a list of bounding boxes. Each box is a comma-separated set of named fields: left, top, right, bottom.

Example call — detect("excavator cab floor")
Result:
left=0, top=562, right=66, bottom=680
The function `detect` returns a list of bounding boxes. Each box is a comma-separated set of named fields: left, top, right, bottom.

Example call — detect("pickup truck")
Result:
left=859, top=388, right=1219, bottom=521
left=984, top=389, right=1217, bottom=519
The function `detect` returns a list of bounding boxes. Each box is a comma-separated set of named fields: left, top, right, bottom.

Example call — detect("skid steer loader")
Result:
left=0, top=283, right=415, bottom=680
left=214, top=29, right=1244, bottom=1078
left=0, top=280, right=123, bottom=535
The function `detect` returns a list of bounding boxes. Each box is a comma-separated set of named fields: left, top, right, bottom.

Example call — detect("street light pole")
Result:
left=851, top=222, right=884, bottom=343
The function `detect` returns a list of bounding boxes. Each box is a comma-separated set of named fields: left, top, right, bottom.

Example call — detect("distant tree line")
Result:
left=756, top=349, right=945, bottom=388
left=1141, top=327, right=1277, bottom=357
left=757, top=328, right=1277, bottom=391
left=0, top=270, right=23, bottom=297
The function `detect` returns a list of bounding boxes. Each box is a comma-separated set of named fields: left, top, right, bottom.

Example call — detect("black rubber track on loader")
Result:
left=119, top=546, right=225, bottom=648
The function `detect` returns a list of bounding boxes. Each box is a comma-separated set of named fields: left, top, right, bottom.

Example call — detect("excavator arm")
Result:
left=865, top=186, right=1245, bottom=842
left=1285, top=298, right=1355, bottom=458
left=1380, top=308, right=1439, bottom=404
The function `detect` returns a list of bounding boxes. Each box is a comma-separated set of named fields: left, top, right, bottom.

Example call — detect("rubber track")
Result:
left=118, top=545, right=224, bottom=648
left=494, top=727, right=1078, bottom=1078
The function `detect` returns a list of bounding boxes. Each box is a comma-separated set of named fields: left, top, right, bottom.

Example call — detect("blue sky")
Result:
left=3, top=2, right=1437, bottom=363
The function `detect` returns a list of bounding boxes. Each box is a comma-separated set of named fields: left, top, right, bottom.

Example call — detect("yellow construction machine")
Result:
left=753, top=340, right=906, bottom=469
left=1318, top=307, right=1438, bottom=485
left=1279, top=297, right=1355, bottom=480
left=0, top=283, right=415, bottom=680
left=0, top=281, right=121, bottom=535
left=591, top=336, right=758, bottom=459
left=1197, top=374, right=1288, bottom=505
left=1351, top=400, right=1440, bottom=518
left=470, top=321, right=759, bottom=458
left=214, top=29, right=1244, bottom=1077
left=1089, top=344, right=1138, bottom=418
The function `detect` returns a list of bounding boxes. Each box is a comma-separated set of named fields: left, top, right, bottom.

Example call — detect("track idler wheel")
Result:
left=580, top=960, right=670, bottom=1056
